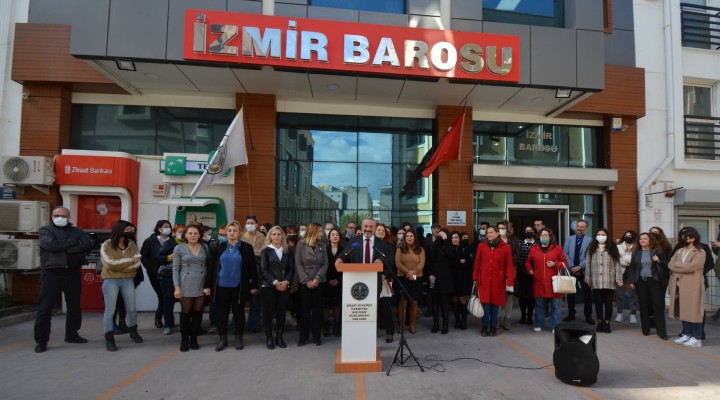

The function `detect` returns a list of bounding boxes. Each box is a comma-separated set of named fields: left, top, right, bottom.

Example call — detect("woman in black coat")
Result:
left=259, top=226, right=295, bottom=349
left=140, top=219, right=172, bottom=329
left=450, top=231, right=472, bottom=330
left=627, top=232, right=669, bottom=340
left=205, top=221, right=258, bottom=351
left=427, top=229, right=455, bottom=334
left=323, top=228, right=344, bottom=338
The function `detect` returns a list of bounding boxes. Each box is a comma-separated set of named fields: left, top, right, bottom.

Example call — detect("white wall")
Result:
left=0, top=0, right=28, bottom=157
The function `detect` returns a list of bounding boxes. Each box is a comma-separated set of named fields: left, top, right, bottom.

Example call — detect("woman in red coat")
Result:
left=472, top=226, right=515, bottom=337
left=525, top=228, right=568, bottom=333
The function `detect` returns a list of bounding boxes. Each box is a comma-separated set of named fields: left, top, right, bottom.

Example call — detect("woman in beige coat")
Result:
left=668, top=228, right=706, bottom=348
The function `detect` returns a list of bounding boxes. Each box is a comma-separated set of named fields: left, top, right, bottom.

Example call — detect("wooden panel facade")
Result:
left=569, top=65, right=645, bottom=118
left=604, top=117, right=640, bottom=238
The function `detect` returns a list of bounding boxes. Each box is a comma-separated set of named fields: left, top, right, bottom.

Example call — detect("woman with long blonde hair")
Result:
left=295, top=223, right=328, bottom=346
left=259, top=226, right=295, bottom=349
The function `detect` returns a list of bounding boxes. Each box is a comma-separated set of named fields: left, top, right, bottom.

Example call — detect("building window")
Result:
left=70, top=104, right=235, bottom=155
left=683, top=84, right=719, bottom=160
left=310, top=0, right=405, bottom=14
left=680, top=1, right=720, bottom=50
left=482, top=0, right=564, bottom=28
left=276, top=113, right=433, bottom=228
left=473, top=121, right=601, bottom=168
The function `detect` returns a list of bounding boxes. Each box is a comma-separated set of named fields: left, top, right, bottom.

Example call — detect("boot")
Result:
left=275, top=324, right=287, bottom=348
left=441, top=318, right=449, bottom=335
left=597, top=320, right=605, bottom=333
left=489, top=326, right=497, bottom=337
left=128, top=325, right=143, bottom=343
left=234, top=335, right=244, bottom=350
left=215, top=335, right=228, bottom=351
left=605, top=320, right=612, bottom=334
left=409, top=301, right=418, bottom=334
left=481, top=326, right=489, bottom=337
left=114, top=319, right=129, bottom=335
left=460, top=307, right=468, bottom=330
left=397, top=299, right=407, bottom=331
left=431, top=320, right=439, bottom=333
left=323, top=320, right=330, bottom=337
left=266, top=330, right=275, bottom=350
left=179, top=313, right=190, bottom=352
left=453, top=303, right=461, bottom=329
left=189, top=311, right=202, bottom=350
left=105, top=332, right=117, bottom=352
left=332, top=321, right=341, bottom=337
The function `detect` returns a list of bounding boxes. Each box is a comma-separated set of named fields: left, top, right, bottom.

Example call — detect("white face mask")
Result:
left=161, top=227, right=171, bottom=236
left=596, top=235, right=607, bottom=244
left=245, top=224, right=256, bottom=232
left=53, top=217, right=68, bottom=227
left=299, top=230, right=306, bottom=238
left=203, top=235, right=211, bottom=241
left=499, top=229, right=507, bottom=236
left=479, top=229, right=487, bottom=236
left=176, top=233, right=183, bottom=239
left=397, top=233, right=404, bottom=240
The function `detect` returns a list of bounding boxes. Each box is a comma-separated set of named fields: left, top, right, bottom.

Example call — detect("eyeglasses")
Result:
left=52, top=215, right=68, bottom=218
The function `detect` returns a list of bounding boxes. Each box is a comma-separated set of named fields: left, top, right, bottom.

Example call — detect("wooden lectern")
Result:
left=334, top=263, right=383, bottom=373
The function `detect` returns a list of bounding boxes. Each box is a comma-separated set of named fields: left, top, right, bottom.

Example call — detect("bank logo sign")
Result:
left=184, top=10, right=519, bottom=82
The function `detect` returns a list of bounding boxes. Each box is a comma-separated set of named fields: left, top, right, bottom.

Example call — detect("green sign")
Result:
left=164, top=156, right=187, bottom=176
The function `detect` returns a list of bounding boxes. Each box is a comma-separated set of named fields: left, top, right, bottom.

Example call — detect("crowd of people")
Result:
left=32, top=207, right=720, bottom=353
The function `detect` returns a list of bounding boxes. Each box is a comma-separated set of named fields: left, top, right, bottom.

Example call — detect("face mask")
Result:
left=203, top=235, right=211, bottom=241
left=540, top=238, right=550, bottom=245
left=499, top=229, right=507, bottom=236
left=346, top=232, right=355, bottom=239
left=287, top=235, right=298, bottom=243
left=299, top=230, right=306, bottom=238
left=176, top=233, right=183, bottom=240
left=460, top=239, right=469, bottom=246
left=397, top=234, right=404, bottom=240
left=479, top=229, right=487, bottom=236
left=596, top=235, right=607, bottom=244
left=123, top=231, right=135, bottom=241
left=525, top=232, right=535, bottom=239
left=161, top=227, right=172, bottom=236
left=245, top=224, right=256, bottom=232
left=53, top=217, right=68, bottom=227
left=623, top=237, right=633, bottom=244
left=218, top=236, right=228, bottom=243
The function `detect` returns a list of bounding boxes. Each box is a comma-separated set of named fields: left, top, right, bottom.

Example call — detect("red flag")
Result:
left=421, top=111, right=465, bottom=177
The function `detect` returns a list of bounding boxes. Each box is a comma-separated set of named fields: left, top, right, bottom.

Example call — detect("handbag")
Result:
left=552, top=267, right=577, bottom=294
left=467, top=282, right=484, bottom=318
left=157, top=263, right=173, bottom=280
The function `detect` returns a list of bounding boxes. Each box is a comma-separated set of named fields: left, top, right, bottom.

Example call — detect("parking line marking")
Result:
left=0, top=318, right=99, bottom=354
left=499, top=335, right=603, bottom=400
left=355, top=373, right=366, bottom=400
left=96, top=348, right=179, bottom=400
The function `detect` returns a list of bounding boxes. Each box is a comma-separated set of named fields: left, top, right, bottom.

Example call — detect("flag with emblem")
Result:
left=164, top=156, right=187, bottom=176
left=190, top=108, right=248, bottom=198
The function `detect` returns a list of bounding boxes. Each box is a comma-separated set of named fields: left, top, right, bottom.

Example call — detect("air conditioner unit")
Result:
left=0, top=156, right=55, bottom=186
left=0, top=239, right=40, bottom=270
left=0, top=201, right=49, bottom=233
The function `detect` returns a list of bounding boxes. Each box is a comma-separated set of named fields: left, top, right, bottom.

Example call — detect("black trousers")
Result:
left=261, top=286, right=290, bottom=332
left=147, top=273, right=164, bottom=320
left=431, top=292, right=449, bottom=324
left=566, top=273, right=593, bottom=318
left=380, top=297, right=395, bottom=335
left=636, top=278, right=667, bottom=337
left=215, top=286, right=245, bottom=336
left=299, top=283, right=325, bottom=342
left=34, top=269, right=82, bottom=343
left=593, top=289, right=614, bottom=321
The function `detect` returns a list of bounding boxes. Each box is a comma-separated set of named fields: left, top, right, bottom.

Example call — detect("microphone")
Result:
left=373, top=246, right=387, bottom=259
left=343, top=240, right=360, bottom=257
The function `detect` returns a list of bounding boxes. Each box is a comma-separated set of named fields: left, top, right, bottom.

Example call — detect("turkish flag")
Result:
left=421, top=111, right=465, bottom=177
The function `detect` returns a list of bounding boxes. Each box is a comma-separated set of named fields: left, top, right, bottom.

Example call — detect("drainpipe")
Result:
left=638, top=0, right=676, bottom=232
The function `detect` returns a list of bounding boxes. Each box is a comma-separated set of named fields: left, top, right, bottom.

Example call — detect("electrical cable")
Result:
left=393, top=354, right=554, bottom=373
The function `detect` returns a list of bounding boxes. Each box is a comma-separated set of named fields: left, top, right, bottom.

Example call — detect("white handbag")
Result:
left=467, top=282, right=484, bottom=318
left=552, top=267, right=577, bottom=294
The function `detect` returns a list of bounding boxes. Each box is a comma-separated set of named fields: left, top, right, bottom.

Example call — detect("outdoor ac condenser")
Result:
left=0, top=201, right=50, bottom=233
left=0, top=239, right=41, bottom=270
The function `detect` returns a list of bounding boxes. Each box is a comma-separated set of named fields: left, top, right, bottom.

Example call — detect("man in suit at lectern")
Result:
left=336, top=218, right=396, bottom=342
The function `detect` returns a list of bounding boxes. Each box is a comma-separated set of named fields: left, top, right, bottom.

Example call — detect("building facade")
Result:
left=3, top=0, right=644, bottom=308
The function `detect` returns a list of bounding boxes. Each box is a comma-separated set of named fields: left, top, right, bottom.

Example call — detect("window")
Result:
left=311, top=0, right=405, bottom=14
left=70, top=105, right=235, bottom=155
left=473, top=121, right=601, bottom=168
left=683, top=84, right=719, bottom=160
left=482, top=0, right=564, bottom=28
left=680, top=1, right=719, bottom=50
left=276, top=113, right=433, bottom=228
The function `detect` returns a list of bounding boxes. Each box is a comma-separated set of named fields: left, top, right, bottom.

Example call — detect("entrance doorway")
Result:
left=507, top=205, right=570, bottom=242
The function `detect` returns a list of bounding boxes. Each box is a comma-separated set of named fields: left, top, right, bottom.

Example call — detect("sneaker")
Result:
left=683, top=337, right=702, bottom=348
left=551, top=329, right=555, bottom=334
left=629, top=314, right=637, bottom=324
left=163, top=327, right=172, bottom=335
left=674, top=334, right=690, bottom=344
left=615, top=314, right=624, bottom=323
left=208, top=326, right=218, bottom=334
left=533, top=327, right=541, bottom=332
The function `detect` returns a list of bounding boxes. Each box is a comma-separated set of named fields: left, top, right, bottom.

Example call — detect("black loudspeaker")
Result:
left=553, top=323, right=599, bottom=386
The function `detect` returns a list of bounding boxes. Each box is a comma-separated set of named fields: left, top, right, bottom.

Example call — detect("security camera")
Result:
left=176, top=206, right=185, bottom=212
left=21, top=92, right=30, bottom=100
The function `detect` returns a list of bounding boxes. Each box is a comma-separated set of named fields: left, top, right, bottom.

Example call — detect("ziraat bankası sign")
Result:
left=184, top=10, right=519, bottom=82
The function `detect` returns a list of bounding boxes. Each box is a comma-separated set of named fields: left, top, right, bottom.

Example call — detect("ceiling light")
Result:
left=555, top=88, right=572, bottom=98
left=327, top=83, right=340, bottom=90
left=144, top=73, right=160, bottom=80
left=530, top=97, right=544, bottom=103
left=115, top=58, right=136, bottom=71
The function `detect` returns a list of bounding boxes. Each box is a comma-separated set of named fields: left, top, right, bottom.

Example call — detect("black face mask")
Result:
left=460, top=239, right=469, bottom=246
left=122, top=231, right=135, bottom=241
left=287, top=235, right=298, bottom=243
left=623, top=237, right=634, bottom=244
left=649, top=233, right=659, bottom=240
left=525, top=232, right=535, bottom=239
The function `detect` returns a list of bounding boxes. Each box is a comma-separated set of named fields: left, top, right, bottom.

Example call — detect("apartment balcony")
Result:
left=681, top=2, right=720, bottom=50
left=684, top=115, right=720, bottom=160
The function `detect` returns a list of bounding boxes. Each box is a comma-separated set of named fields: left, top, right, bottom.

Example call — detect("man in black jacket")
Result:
left=33, top=206, right=93, bottom=353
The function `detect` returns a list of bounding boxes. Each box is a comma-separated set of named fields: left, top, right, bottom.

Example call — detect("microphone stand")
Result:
left=374, top=246, right=424, bottom=375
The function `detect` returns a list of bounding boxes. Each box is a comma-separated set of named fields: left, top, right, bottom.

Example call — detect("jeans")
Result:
left=534, top=297, right=561, bottom=330
left=159, top=278, right=177, bottom=329
left=481, top=304, right=499, bottom=328
left=615, top=285, right=638, bottom=314
left=102, top=278, right=137, bottom=333
left=247, top=292, right=262, bottom=331
left=34, top=269, right=82, bottom=343
left=682, top=321, right=702, bottom=339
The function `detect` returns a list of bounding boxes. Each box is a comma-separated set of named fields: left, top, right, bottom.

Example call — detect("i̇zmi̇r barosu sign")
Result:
left=184, top=10, right=519, bottom=82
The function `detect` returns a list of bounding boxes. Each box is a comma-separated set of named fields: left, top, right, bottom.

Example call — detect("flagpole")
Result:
left=455, top=100, right=468, bottom=210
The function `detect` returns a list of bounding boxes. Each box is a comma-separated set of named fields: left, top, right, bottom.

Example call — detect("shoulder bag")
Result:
left=467, top=282, right=484, bottom=318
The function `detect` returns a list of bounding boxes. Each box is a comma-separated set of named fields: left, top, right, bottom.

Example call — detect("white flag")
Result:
left=190, top=108, right=248, bottom=198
